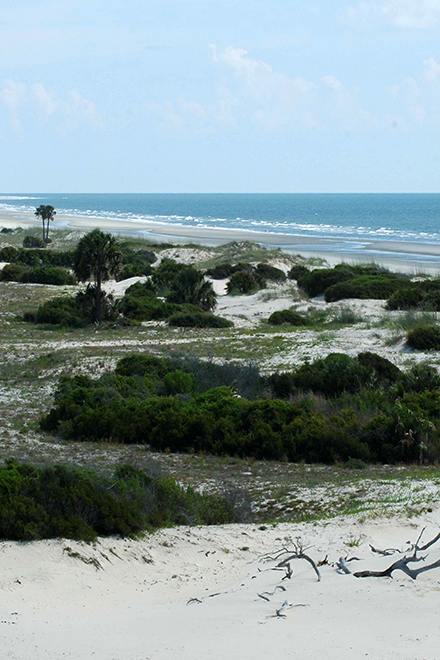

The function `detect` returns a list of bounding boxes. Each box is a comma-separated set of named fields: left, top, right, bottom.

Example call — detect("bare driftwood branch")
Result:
left=369, top=544, right=400, bottom=557
left=262, top=539, right=321, bottom=582
left=336, top=557, right=351, bottom=574
left=355, top=529, right=440, bottom=580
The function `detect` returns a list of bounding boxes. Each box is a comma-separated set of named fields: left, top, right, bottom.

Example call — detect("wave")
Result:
left=2, top=200, right=440, bottom=245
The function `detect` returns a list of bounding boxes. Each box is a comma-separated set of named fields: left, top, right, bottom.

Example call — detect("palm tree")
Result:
left=34, top=205, right=56, bottom=243
left=73, top=229, right=122, bottom=324
left=166, top=267, right=216, bottom=311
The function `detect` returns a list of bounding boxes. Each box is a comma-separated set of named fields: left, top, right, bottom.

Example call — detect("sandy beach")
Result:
left=3, top=207, right=440, bottom=274
left=1, top=511, right=440, bottom=660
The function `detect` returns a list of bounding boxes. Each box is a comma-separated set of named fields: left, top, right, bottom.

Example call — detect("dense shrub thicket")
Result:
left=114, top=247, right=156, bottom=281
left=0, top=264, right=75, bottom=285
left=23, top=286, right=116, bottom=326
left=297, top=264, right=410, bottom=301
left=168, top=312, right=233, bottom=328
left=0, top=246, right=74, bottom=267
left=267, top=309, right=309, bottom=326
left=288, top=265, right=309, bottom=280
left=207, top=262, right=285, bottom=284
left=23, top=236, right=46, bottom=248
left=40, top=352, right=440, bottom=464
left=407, top=325, right=440, bottom=350
left=0, top=460, right=236, bottom=541
left=386, top=280, right=440, bottom=311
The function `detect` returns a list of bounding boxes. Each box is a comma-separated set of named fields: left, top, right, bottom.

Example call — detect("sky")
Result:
left=1, top=0, right=440, bottom=193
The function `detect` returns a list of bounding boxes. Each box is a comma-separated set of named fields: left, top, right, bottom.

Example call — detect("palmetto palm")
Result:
left=34, top=205, right=56, bottom=243
left=167, top=268, right=216, bottom=311
left=73, top=229, right=122, bottom=323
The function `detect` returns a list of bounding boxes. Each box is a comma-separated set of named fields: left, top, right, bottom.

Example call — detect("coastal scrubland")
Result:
left=1, top=227, right=440, bottom=539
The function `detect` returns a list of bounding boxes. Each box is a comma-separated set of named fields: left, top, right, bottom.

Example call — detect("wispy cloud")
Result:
left=347, top=0, right=440, bottom=29
left=0, top=80, right=26, bottom=134
left=0, top=80, right=102, bottom=135
left=31, top=84, right=102, bottom=130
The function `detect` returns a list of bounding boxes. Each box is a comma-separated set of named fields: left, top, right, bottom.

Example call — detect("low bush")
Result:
left=23, top=236, right=46, bottom=248
left=39, top=351, right=440, bottom=465
left=267, top=309, right=308, bottom=326
left=288, top=264, right=309, bottom=280
left=116, top=263, right=152, bottom=281
left=115, top=354, right=172, bottom=378
left=297, top=267, right=354, bottom=297
left=0, top=263, right=28, bottom=281
left=324, top=275, right=402, bottom=302
left=206, top=263, right=237, bottom=279
left=20, top=266, right=76, bottom=285
left=24, top=286, right=116, bottom=327
left=0, top=246, right=18, bottom=262
left=227, top=270, right=264, bottom=294
left=166, top=268, right=216, bottom=311
left=0, top=460, right=236, bottom=541
left=407, top=325, right=440, bottom=350
left=256, top=263, right=286, bottom=282
left=356, top=351, right=401, bottom=384
left=168, top=311, right=233, bottom=328
left=386, top=287, right=424, bottom=310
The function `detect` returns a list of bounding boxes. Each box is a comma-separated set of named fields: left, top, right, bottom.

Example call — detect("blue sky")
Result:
left=1, top=0, right=440, bottom=192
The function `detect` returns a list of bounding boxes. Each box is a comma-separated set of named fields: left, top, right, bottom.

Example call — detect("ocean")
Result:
left=2, top=193, right=440, bottom=245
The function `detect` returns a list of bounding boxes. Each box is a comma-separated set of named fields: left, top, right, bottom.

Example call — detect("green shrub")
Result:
left=297, top=267, right=354, bottom=297
left=288, top=265, right=309, bottom=280
left=23, top=236, right=46, bottom=249
left=30, top=296, right=87, bottom=326
left=166, top=267, right=216, bottom=311
left=271, top=353, right=374, bottom=398
left=162, top=370, right=197, bottom=395
left=115, top=354, right=171, bottom=377
left=227, top=270, right=263, bottom=294
left=324, top=275, right=402, bottom=302
left=24, top=286, right=115, bottom=327
left=356, top=352, right=401, bottom=384
left=20, top=266, right=76, bottom=285
left=151, top=259, right=189, bottom=293
left=0, top=263, right=28, bottom=281
left=407, top=325, right=440, bottom=350
left=267, top=309, right=308, bottom=326
left=256, top=263, right=286, bottom=282
left=0, top=246, right=18, bottom=262
left=0, top=460, right=236, bottom=541
left=168, top=312, right=233, bottom=328
left=396, top=363, right=440, bottom=394
left=116, top=263, right=152, bottom=281
left=206, top=263, right=237, bottom=279
left=386, top=287, right=424, bottom=310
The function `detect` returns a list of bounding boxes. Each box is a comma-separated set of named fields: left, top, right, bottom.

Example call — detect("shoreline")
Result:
left=3, top=207, right=440, bottom=273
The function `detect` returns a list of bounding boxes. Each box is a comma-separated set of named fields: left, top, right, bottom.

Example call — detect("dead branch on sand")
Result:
left=261, top=538, right=321, bottom=582
left=355, top=528, right=440, bottom=580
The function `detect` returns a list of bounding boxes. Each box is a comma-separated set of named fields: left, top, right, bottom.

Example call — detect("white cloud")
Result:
left=31, top=83, right=101, bottom=131
left=63, top=90, right=102, bottom=130
left=216, top=46, right=316, bottom=100
left=322, top=75, right=345, bottom=92
left=423, top=57, right=440, bottom=81
left=31, top=83, right=57, bottom=115
left=212, top=46, right=318, bottom=130
left=348, top=0, right=440, bottom=28
left=0, top=80, right=26, bottom=133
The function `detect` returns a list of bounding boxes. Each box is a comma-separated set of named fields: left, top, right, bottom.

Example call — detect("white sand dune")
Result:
left=1, top=509, right=440, bottom=659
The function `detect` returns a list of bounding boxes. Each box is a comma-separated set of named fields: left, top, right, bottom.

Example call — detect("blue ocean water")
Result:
left=2, top=193, right=440, bottom=244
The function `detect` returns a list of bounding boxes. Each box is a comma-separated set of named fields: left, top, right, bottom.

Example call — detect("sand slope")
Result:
left=1, top=510, right=440, bottom=659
